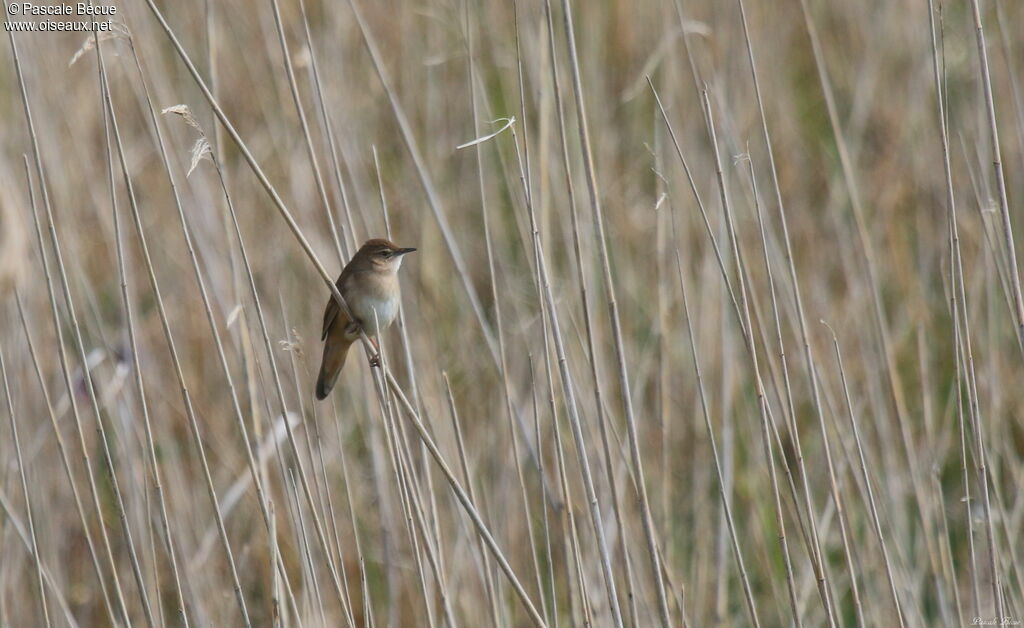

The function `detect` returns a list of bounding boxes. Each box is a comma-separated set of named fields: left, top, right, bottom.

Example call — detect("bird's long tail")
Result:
left=316, top=336, right=353, bottom=400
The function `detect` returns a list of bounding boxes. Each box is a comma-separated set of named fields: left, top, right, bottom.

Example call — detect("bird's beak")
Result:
left=396, top=247, right=417, bottom=256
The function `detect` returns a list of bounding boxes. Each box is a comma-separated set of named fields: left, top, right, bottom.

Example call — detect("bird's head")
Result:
left=355, top=238, right=416, bottom=273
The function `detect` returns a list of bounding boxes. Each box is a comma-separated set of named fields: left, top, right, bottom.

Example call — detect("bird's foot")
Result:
left=369, top=354, right=381, bottom=368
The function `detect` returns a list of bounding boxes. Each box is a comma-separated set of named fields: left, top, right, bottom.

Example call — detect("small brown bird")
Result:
left=315, top=238, right=416, bottom=400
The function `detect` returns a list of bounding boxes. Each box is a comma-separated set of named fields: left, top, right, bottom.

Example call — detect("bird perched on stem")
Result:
left=315, top=238, right=416, bottom=400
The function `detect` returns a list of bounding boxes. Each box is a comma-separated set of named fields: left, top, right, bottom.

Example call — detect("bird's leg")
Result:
left=348, top=319, right=382, bottom=367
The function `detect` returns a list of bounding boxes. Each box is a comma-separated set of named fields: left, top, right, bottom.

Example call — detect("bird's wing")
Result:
left=321, top=295, right=341, bottom=341
left=321, top=270, right=353, bottom=341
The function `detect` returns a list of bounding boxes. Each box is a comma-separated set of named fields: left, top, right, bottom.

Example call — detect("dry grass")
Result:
left=1, top=0, right=1023, bottom=625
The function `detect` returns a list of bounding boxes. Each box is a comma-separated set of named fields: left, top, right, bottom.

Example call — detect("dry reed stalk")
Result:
left=7, top=20, right=130, bottom=624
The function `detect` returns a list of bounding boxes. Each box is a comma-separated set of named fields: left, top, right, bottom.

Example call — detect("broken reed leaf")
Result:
left=162, top=105, right=211, bottom=175
left=187, top=137, right=212, bottom=177
left=68, top=23, right=130, bottom=67
left=161, top=104, right=205, bottom=133
left=455, top=117, right=515, bottom=150
left=280, top=328, right=304, bottom=357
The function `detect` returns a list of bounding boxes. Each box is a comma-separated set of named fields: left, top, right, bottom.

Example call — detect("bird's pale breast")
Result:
left=343, top=271, right=400, bottom=336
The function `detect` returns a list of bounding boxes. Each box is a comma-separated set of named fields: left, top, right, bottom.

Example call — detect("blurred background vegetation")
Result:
left=0, top=0, right=1022, bottom=625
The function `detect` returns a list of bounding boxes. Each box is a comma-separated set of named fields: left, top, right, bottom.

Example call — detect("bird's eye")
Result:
left=380, top=250, right=391, bottom=258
